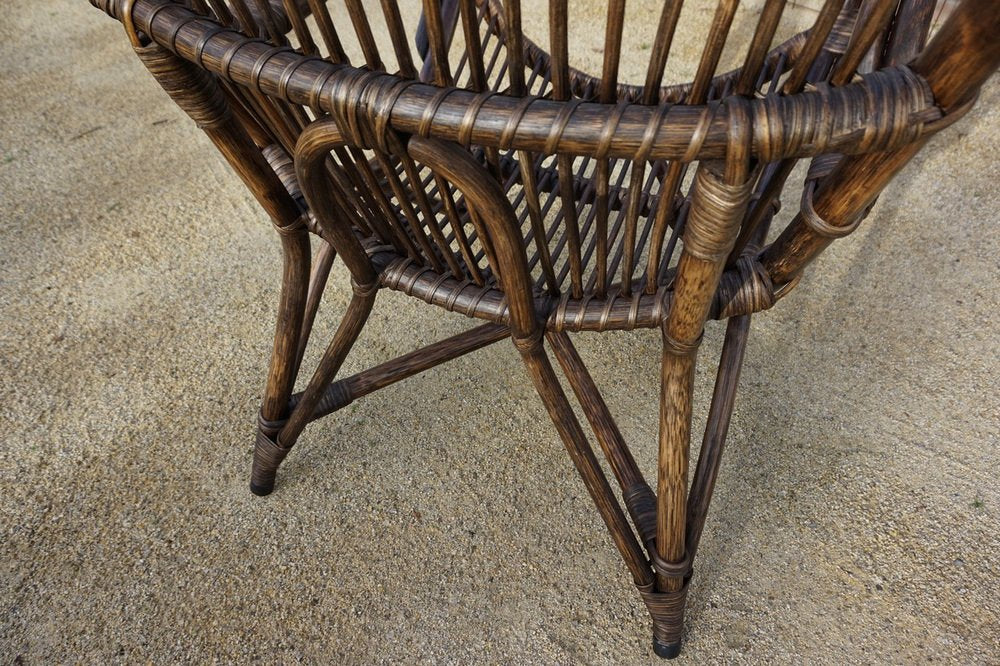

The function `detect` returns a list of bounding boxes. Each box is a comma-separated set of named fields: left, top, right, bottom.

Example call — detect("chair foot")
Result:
left=249, top=480, right=274, bottom=496
left=640, top=579, right=688, bottom=659
left=249, top=429, right=291, bottom=497
left=653, top=637, right=682, bottom=659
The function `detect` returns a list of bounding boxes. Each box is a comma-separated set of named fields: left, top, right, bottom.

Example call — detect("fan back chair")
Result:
left=87, top=0, right=998, bottom=657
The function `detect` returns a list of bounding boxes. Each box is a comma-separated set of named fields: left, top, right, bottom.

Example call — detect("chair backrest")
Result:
left=92, top=0, right=998, bottom=330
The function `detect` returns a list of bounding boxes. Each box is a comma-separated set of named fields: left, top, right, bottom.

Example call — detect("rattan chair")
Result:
left=86, top=0, right=998, bottom=657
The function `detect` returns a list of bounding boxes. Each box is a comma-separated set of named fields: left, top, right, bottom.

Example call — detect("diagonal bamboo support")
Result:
left=295, top=239, right=337, bottom=374
left=546, top=331, right=658, bottom=548
left=517, top=335, right=656, bottom=589
left=686, top=314, right=751, bottom=561
left=252, top=283, right=377, bottom=496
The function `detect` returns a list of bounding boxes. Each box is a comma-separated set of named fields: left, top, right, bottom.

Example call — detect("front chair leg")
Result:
left=251, top=119, right=382, bottom=496
left=250, top=282, right=378, bottom=495
left=252, top=219, right=312, bottom=495
left=649, top=320, right=709, bottom=658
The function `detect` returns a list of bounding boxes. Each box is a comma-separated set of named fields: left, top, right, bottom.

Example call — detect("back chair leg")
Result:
left=653, top=329, right=698, bottom=656
left=649, top=313, right=752, bottom=657
left=545, top=330, right=689, bottom=657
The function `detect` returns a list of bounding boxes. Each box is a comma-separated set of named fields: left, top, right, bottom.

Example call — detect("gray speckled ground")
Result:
left=1, top=1, right=998, bottom=663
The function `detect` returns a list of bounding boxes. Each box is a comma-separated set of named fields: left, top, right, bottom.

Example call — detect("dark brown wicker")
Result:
left=86, top=0, right=999, bottom=658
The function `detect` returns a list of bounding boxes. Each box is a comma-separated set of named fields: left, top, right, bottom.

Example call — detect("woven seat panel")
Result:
left=351, top=149, right=688, bottom=314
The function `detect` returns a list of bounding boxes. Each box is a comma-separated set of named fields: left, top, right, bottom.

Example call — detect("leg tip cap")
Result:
left=249, top=481, right=274, bottom=497
left=653, top=638, right=681, bottom=659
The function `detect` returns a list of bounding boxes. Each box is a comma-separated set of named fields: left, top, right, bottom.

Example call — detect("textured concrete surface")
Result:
left=1, top=1, right=998, bottom=663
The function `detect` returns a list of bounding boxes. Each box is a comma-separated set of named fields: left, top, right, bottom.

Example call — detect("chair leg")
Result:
left=251, top=235, right=312, bottom=496
left=652, top=331, right=697, bottom=658
left=648, top=314, right=752, bottom=658
left=520, top=322, right=754, bottom=659
left=251, top=120, right=385, bottom=496
left=119, top=35, right=313, bottom=498
left=250, top=282, right=377, bottom=495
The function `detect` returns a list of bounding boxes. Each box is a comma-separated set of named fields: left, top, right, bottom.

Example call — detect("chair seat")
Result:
left=324, top=0, right=814, bottom=331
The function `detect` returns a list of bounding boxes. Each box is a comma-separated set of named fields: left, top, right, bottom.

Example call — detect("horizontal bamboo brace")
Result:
left=93, top=0, right=945, bottom=163
left=375, top=249, right=776, bottom=332
left=287, top=322, right=509, bottom=423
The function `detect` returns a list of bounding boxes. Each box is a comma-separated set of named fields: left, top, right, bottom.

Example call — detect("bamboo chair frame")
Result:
left=87, top=0, right=998, bottom=657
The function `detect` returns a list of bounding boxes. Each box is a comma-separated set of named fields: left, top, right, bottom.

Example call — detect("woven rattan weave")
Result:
left=87, top=0, right=998, bottom=657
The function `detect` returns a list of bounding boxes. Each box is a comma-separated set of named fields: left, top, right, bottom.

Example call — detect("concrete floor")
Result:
left=1, top=1, right=998, bottom=663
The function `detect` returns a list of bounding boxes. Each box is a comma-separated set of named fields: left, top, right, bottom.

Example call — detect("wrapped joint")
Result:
left=308, top=380, right=353, bottom=421
left=922, top=89, right=980, bottom=131
left=262, top=143, right=303, bottom=202
left=623, top=482, right=658, bottom=547
left=351, top=278, right=380, bottom=298
left=327, top=68, right=386, bottom=149
left=286, top=379, right=353, bottom=423
left=543, top=98, right=585, bottom=155
left=650, top=549, right=692, bottom=580
left=511, top=330, right=544, bottom=354
left=638, top=579, right=690, bottom=648
left=823, top=4, right=860, bottom=56
left=271, top=212, right=309, bottom=237
left=682, top=167, right=754, bottom=264
left=250, top=428, right=292, bottom=492
left=662, top=330, right=702, bottom=357
left=132, top=41, right=230, bottom=129
left=800, top=180, right=863, bottom=238
left=756, top=66, right=938, bottom=162
left=458, top=91, right=501, bottom=149
left=257, top=411, right=287, bottom=438
left=806, top=153, right=842, bottom=182
left=713, top=256, right=776, bottom=319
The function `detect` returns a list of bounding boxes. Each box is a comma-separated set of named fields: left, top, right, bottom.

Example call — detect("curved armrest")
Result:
left=294, top=119, right=378, bottom=289
left=407, top=135, right=539, bottom=341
